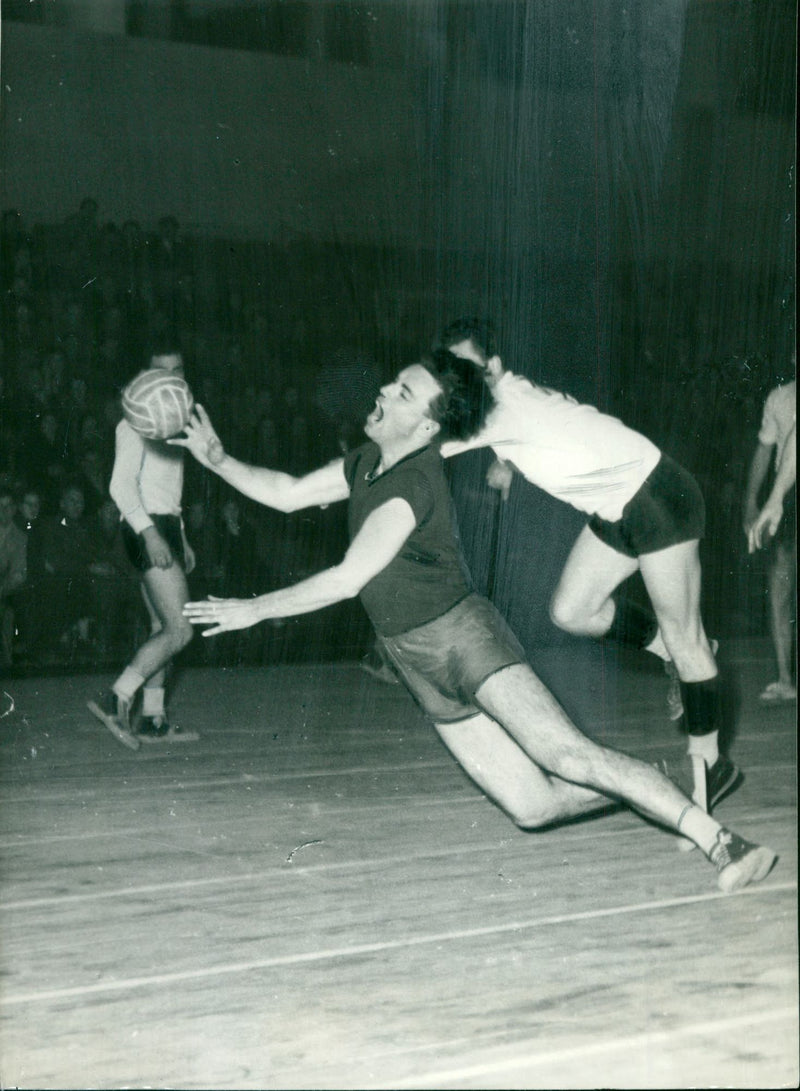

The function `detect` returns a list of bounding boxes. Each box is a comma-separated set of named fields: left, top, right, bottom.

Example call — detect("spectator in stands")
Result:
left=87, top=498, right=144, bottom=660
left=25, top=411, right=67, bottom=507
left=9, top=487, right=44, bottom=662
left=37, top=482, right=93, bottom=655
left=15, top=488, right=43, bottom=536
left=0, top=486, right=27, bottom=667
left=74, top=447, right=108, bottom=518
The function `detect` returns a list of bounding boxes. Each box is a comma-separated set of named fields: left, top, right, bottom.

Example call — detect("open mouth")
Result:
left=369, top=401, right=384, bottom=423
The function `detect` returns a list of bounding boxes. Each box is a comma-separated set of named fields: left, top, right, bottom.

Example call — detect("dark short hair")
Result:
left=419, top=349, right=494, bottom=442
left=438, top=317, right=499, bottom=362
left=147, top=329, right=183, bottom=364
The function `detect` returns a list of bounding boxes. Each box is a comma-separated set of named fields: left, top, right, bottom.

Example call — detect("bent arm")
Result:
left=171, top=404, right=350, bottom=512
left=742, top=442, right=773, bottom=528
left=184, top=498, right=416, bottom=634
left=748, top=424, right=796, bottom=552
left=440, top=432, right=495, bottom=459
left=109, top=424, right=153, bottom=533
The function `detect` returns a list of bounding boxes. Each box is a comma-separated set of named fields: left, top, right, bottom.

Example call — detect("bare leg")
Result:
left=766, top=538, right=796, bottom=690
left=639, top=539, right=716, bottom=682
left=550, top=525, right=639, bottom=638
left=474, top=664, right=714, bottom=839
left=434, top=713, right=612, bottom=829
left=129, top=563, right=194, bottom=683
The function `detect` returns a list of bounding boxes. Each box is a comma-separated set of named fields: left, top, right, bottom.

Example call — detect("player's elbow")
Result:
left=274, top=477, right=313, bottom=513
left=328, top=562, right=367, bottom=601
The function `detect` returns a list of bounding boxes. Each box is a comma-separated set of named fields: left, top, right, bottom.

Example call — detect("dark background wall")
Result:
left=1, top=1, right=795, bottom=722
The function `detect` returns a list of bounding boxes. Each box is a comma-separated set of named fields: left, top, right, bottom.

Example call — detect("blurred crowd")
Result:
left=0, top=198, right=788, bottom=673
left=0, top=199, right=380, bottom=672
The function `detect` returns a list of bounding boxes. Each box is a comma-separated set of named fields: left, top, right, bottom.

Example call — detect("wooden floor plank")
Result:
left=0, top=644, right=796, bottom=1088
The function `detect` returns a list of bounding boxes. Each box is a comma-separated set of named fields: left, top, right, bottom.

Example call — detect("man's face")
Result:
left=20, top=493, right=40, bottom=522
left=60, top=489, right=85, bottom=522
left=447, top=338, right=504, bottom=387
left=364, top=364, right=442, bottom=447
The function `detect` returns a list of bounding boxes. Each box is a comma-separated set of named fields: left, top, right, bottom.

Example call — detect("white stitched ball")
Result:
left=122, top=368, right=194, bottom=440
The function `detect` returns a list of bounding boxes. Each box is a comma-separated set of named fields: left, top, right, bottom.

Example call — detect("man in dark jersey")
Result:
left=173, top=351, right=775, bottom=894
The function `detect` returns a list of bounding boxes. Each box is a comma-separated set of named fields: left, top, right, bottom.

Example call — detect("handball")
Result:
left=122, top=368, right=194, bottom=440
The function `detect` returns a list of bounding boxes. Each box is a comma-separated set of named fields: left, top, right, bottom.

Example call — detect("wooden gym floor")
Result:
left=0, top=638, right=796, bottom=1089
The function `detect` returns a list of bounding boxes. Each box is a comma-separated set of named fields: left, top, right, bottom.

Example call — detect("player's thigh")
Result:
left=552, top=524, right=639, bottom=618
left=141, top=562, right=190, bottom=627
left=435, top=712, right=553, bottom=804
left=475, top=663, right=600, bottom=779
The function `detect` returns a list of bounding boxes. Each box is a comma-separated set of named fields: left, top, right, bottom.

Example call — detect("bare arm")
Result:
left=170, top=405, right=350, bottom=512
left=183, top=498, right=416, bottom=634
left=748, top=423, right=796, bottom=552
left=109, top=423, right=153, bottom=534
left=742, top=442, right=773, bottom=531
left=441, top=439, right=513, bottom=502
left=109, top=422, right=176, bottom=568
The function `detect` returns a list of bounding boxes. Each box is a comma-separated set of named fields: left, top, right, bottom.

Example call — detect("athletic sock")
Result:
left=142, top=686, right=166, bottom=718
left=113, top=667, right=145, bottom=704
left=687, top=729, right=719, bottom=767
left=677, top=804, right=721, bottom=857
left=604, top=599, right=659, bottom=650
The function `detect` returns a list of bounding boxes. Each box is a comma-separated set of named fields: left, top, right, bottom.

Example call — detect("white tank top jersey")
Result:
left=441, top=371, right=661, bottom=522
left=109, top=419, right=184, bottom=534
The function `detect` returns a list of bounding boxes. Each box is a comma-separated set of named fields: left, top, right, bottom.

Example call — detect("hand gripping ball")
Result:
left=121, top=368, right=194, bottom=440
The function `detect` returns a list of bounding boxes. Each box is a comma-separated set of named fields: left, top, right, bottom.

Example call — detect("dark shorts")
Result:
left=378, top=594, right=526, bottom=723
left=588, top=454, right=705, bottom=558
left=121, top=513, right=186, bottom=573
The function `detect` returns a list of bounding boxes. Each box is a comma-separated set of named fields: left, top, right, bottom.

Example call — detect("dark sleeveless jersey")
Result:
left=344, top=441, right=472, bottom=636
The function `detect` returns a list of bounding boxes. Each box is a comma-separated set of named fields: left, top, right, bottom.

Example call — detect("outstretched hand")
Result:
left=183, top=594, right=264, bottom=636
left=168, top=405, right=226, bottom=470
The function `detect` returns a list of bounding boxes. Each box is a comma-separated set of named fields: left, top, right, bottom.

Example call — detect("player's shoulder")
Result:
left=766, top=380, right=796, bottom=405
left=115, top=417, right=140, bottom=440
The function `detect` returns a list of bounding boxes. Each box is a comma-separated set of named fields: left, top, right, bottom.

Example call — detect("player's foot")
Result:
left=137, top=714, right=170, bottom=739
left=759, top=680, right=797, bottom=703
left=705, top=754, right=744, bottom=809
left=665, top=639, right=719, bottom=721
left=710, top=829, right=777, bottom=893
left=137, top=717, right=200, bottom=744
left=87, top=692, right=140, bottom=751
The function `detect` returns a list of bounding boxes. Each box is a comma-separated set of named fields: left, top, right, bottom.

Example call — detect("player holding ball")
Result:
left=88, top=337, right=198, bottom=748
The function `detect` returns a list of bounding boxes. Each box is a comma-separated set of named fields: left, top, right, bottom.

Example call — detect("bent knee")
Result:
left=503, top=792, right=562, bottom=830
left=165, top=618, right=194, bottom=651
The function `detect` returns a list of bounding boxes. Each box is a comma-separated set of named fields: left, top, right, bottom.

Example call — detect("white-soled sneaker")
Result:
left=711, top=829, right=777, bottom=893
